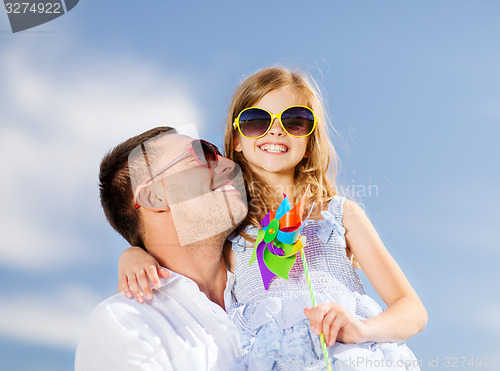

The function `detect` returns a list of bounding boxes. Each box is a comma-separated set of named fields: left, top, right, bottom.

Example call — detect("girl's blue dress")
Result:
left=227, top=196, right=420, bottom=370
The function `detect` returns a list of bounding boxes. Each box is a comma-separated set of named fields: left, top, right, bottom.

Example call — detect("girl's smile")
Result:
left=257, top=142, right=290, bottom=154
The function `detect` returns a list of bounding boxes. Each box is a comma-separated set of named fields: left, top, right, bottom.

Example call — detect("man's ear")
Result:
left=234, top=136, right=242, bottom=152
left=135, top=183, right=170, bottom=211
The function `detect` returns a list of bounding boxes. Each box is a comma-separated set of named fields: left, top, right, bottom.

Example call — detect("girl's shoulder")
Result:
left=339, top=198, right=366, bottom=227
left=327, top=195, right=366, bottom=226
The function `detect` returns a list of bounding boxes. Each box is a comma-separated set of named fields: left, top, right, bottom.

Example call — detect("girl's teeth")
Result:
left=260, top=144, right=288, bottom=153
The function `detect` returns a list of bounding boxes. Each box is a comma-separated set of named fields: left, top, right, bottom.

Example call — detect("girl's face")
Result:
left=234, top=87, right=310, bottom=181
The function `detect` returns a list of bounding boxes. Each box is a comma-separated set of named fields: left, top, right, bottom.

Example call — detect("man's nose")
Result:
left=212, top=155, right=235, bottom=175
left=267, top=117, right=286, bottom=136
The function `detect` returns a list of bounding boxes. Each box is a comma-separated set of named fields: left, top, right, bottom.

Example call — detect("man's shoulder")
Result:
left=81, top=287, right=177, bottom=344
left=90, top=273, right=194, bottom=319
left=93, top=292, right=142, bottom=313
left=76, top=290, right=176, bottom=371
left=86, top=292, right=150, bottom=329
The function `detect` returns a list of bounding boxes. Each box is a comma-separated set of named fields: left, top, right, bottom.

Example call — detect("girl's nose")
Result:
left=267, top=117, right=286, bottom=136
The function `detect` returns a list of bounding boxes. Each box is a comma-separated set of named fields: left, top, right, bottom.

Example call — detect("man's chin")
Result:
left=169, top=194, right=247, bottom=246
left=178, top=229, right=232, bottom=250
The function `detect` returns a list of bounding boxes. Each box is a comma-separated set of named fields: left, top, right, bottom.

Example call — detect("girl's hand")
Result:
left=118, top=246, right=171, bottom=303
left=304, top=303, right=369, bottom=346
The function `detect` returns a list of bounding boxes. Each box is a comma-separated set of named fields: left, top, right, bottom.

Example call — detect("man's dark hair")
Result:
left=99, top=126, right=176, bottom=250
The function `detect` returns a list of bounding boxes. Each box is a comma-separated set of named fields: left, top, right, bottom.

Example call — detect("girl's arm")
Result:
left=117, top=246, right=171, bottom=303
left=342, top=199, right=428, bottom=342
left=118, top=240, right=236, bottom=303
left=305, top=200, right=427, bottom=345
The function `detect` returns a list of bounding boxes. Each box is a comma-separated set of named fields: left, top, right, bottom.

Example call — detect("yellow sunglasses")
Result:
left=233, top=105, right=317, bottom=139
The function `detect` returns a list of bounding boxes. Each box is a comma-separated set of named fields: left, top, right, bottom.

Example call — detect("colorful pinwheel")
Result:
left=249, top=188, right=314, bottom=290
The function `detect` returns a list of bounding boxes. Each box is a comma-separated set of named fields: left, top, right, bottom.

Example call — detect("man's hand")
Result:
left=304, top=303, right=369, bottom=346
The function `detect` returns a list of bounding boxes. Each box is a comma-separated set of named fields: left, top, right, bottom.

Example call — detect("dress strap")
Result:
left=317, top=195, right=347, bottom=244
left=328, top=195, right=346, bottom=225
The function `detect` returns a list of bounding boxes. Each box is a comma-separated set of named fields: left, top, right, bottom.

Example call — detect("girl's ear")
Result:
left=303, top=143, right=310, bottom=158
left=234, top=136, right=242, bottom=152
left=135, top=183, right=170, bottom=211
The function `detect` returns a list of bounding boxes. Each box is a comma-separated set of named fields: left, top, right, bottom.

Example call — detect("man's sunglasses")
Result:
left=134, top=139, right=221, bottom=209
left=233, top=105, right=317, bottom=139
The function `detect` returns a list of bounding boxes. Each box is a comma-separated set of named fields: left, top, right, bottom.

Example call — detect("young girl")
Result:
left=118, top=67, right=427, bottom=370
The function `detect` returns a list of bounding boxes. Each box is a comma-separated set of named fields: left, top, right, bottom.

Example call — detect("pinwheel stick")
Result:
left=300, top=249, right=331, bottom=371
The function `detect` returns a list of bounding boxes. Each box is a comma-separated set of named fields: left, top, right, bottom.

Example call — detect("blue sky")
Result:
left=1, top=1, right=499, bottom=370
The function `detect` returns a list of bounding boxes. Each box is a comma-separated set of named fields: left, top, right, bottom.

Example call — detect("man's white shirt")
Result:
left=75, top=271, right=241, bottom=370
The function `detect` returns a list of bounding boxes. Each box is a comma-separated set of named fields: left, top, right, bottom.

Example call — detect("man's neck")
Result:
left=149, top=237, right=229, bottom=309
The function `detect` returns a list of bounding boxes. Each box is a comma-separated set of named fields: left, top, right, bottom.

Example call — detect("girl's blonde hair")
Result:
left=224, top=66, right=338, bottom=226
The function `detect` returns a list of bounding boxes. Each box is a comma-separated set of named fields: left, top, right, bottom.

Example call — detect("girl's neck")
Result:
left=259, top=172, right=297, bottom=201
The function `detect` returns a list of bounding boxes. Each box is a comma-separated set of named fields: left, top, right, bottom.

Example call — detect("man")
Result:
left=75, top=126, right=247, bottom=370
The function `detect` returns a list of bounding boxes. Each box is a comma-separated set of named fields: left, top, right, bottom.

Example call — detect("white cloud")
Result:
left=0, top=38, right=202, bottom=271
left=0, top=284, right=102, bottom=349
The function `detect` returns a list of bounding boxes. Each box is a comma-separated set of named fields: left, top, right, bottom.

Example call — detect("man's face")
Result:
left=146, top=134, right=247, bottom=245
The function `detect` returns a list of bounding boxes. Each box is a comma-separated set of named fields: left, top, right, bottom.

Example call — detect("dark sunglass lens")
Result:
left=281, top=107, right=315, bottom=136
left=202, top=141, right=218, bottom=167
left=192, top=140, right=217, bottom=167
left=239, top=108, right=272, bottom=138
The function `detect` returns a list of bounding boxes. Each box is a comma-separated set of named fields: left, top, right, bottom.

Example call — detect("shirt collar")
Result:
left=157, top=268, right=235, bottom=311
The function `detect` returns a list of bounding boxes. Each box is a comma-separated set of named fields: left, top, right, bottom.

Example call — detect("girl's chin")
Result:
left=246, top=160, right=296, bottom=177
left=256, top=165, right=295, bottom=176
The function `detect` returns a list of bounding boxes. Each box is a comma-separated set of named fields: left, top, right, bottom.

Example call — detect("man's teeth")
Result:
left=214, top=185, right=236, bottom=192
left=259, top=144, right=289, bottom=153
